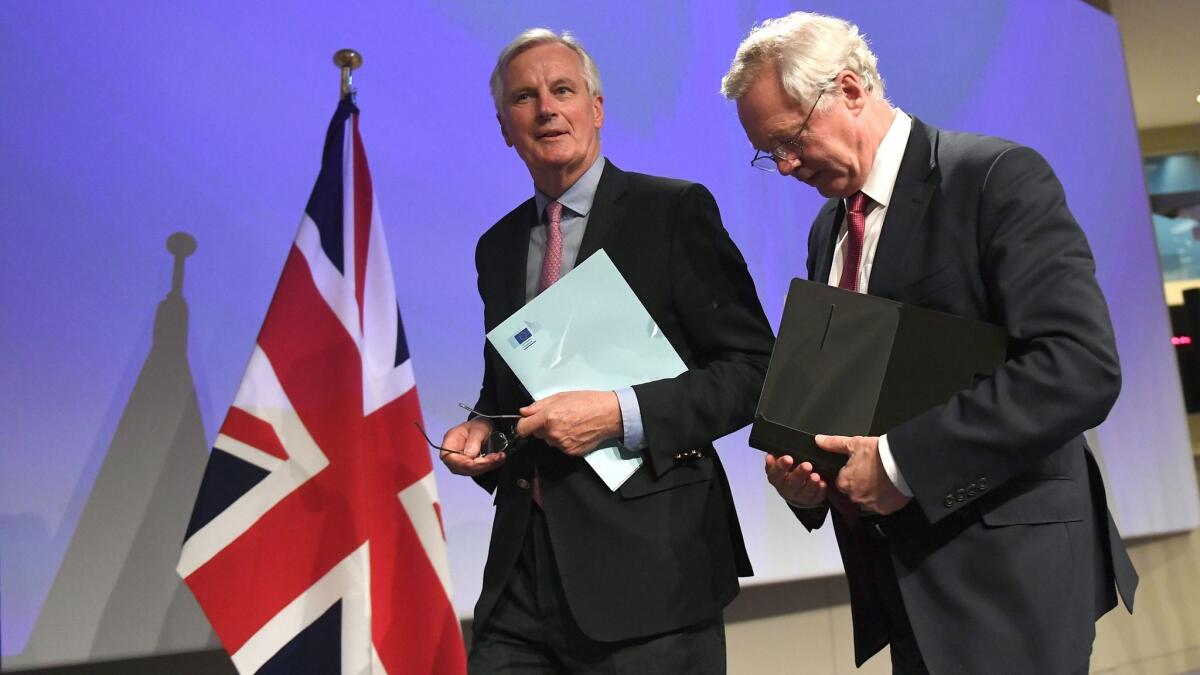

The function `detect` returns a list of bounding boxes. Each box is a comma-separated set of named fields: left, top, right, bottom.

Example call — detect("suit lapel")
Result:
left=810, top=199, right=844, bottom=283
left=867, top=117, right=939, bottom=297
left=577, top=159, right=629, bottom=264
left=500, top=200, right=535, bottom=315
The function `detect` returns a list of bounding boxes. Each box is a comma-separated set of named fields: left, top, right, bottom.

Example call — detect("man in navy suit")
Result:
left=439, top=28, right=775, bottom=673
left=722, top=11, right=1137, bottom=674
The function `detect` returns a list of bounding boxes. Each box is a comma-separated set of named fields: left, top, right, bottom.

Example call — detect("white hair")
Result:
left=489, top=28, right=603, bottom=113
left=720, top=11, right=884, bottom=110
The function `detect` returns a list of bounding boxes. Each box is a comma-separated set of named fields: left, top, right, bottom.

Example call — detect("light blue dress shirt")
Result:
left=525, top=155, right=647, bottom=451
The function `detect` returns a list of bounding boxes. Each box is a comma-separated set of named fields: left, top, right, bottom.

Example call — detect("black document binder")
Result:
left=749, top=279, right=1008, bottom=476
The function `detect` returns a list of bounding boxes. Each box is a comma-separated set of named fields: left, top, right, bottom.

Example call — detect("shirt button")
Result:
left=517, top=479, right=531, bottom=490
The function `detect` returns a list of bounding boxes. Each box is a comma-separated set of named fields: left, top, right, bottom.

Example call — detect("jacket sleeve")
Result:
left=886, top=146, right=1121, bottom=523
left=632, top=183, right=777, bottom=477
left=469, top=235, right=504, bottom=494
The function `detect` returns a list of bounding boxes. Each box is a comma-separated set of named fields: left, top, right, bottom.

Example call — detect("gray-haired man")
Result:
left=439, top=28, right=775, bottom=672
left=723, top=11, right=1136, bottom=674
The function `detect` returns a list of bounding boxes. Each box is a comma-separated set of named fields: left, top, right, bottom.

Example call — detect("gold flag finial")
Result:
left=333, top=49, right=363, bottom=99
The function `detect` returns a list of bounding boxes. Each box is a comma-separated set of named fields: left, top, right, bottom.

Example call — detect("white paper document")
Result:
left=485, top=250, right=687, bottom=490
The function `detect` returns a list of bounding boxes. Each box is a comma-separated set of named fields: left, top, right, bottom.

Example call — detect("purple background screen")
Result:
left=1, top=0, right=1196, bottom=668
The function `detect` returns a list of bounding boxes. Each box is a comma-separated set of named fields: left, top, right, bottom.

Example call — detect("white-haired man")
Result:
left=438, top=28, right=775, bottom=672
left=722, top=11, right=1137, bottom=674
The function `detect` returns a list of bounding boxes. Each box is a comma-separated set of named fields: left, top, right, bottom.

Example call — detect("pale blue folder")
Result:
left=485, top=250, right=686, bottom=490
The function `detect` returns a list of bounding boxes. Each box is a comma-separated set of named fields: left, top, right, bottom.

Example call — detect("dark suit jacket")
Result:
left=470, top=160, right=775, bottom=642
left=799, top=118, right=1138, bottom=673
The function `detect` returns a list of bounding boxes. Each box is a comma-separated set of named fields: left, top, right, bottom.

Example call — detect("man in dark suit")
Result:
left=721, top=11, right=1137, bottom=674
left=438, top=28, right=774, bottom=673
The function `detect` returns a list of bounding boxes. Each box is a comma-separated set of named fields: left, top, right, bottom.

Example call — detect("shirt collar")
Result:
left=856, top=109, right=911, bottom=210
left=534, top=155, right=606, bottom=223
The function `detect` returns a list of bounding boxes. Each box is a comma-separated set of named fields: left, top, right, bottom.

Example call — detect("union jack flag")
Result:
left=178, top=96, right=466, bottom=674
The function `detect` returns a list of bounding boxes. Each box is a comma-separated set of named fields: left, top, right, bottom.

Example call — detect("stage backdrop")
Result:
left=2, top=0, right=1196, bottom=669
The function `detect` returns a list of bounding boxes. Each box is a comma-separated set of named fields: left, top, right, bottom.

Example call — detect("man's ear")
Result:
left=836, top=70, right=866, bottom=112
left=592, top=95, right=605, bottom=129
left=497, top=112, right=513, bottom=147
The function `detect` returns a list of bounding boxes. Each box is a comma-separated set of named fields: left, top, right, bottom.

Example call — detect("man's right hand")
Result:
left=439, top=418, right=507, bottom=477
left=764, top=454, right=827, bottom=507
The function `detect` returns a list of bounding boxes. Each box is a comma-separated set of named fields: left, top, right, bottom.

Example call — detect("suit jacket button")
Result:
left=943, top=495, right=955, bottom=508
left=955, top=488, right=967, bottom=502
left=966, top=483, right=977, bottom=497
left=978, top=477, right=988, bottom=491
left=517, top=479, right=531, bottom=490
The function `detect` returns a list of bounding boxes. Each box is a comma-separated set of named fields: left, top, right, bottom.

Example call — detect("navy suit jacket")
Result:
left=470, top=160, right=775, bottom=642
left=799, top=118, right=1138, bottom=672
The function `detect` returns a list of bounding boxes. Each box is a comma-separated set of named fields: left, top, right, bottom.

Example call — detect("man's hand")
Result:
left=516, top=391, right=622, bottom=457
left=764, top=454, right=828, bottom=507
left=438, top=418, right=507, bottom=477
left=816, top=434, right=911, bottom=515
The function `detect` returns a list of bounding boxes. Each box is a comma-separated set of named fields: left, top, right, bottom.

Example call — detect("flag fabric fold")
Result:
left=179, top=96, right=465, bottom=675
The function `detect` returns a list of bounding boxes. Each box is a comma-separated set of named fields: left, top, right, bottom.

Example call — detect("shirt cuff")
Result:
left=878, top=434, right=912, bottom=497
left=614, top=387, right=646, bottom=452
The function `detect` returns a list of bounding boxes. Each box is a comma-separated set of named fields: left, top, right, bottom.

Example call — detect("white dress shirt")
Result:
left=827, top=108, right=914, bottom=498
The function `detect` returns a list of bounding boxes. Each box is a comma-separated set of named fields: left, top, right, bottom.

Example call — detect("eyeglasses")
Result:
left=751, top=89, right=826, bottom=172
left=415, top=403, right=528, bottom=457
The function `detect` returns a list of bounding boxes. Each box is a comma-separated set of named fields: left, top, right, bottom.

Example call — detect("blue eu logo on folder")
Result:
left=510, top=327, right=534, bottom=349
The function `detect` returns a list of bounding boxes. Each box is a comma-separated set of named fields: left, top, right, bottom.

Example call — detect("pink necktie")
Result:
left=538, top=201, right=564, bottom=293
left=838, top=191, right=867, bottom=292
left=530, top=201, right=564, bottom=507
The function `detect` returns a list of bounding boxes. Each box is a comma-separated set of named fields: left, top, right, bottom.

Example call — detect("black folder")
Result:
left=749, top=279, right=1008, bottom=476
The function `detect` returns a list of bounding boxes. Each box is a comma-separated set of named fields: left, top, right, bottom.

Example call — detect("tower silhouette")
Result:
left=15, top=233, right=217, bottom=667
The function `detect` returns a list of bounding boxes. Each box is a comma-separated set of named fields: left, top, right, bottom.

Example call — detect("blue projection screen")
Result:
left=2, top=0, right=1196, bottom=669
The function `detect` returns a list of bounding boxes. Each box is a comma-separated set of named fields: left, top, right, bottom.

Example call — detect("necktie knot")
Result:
left=545, top=200, right=563, bottom=226
left=847, top=190, right=867, bottom=216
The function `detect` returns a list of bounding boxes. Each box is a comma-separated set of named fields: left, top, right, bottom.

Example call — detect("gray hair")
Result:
left=489, top=28, right=603, bottom=113
left=720, top=12, right=884, bottom=110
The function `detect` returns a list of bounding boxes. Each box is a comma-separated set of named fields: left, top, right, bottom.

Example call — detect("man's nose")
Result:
left=536, top=92, right=557, bottom=120
left=777, top=156, right=801, bottom=176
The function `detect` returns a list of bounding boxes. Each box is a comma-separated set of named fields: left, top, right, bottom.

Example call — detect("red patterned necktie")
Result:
left=529, top=200, right=564, bottom=507
left=838, top=191, right=867, bottom=292
left=829, top=191, right=868, bottom=525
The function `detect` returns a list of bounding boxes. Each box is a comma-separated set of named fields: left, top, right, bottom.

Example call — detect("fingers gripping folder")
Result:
left=749, top=279, right=1008, bottom=477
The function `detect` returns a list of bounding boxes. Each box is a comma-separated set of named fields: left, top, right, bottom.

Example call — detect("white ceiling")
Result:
left=1110, top=0, right=1200, bottom=129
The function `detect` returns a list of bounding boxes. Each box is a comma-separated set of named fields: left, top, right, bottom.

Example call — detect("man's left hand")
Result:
left=816, top=434, right=911, bottom=515
left=516, top=391, right=623, bottom=457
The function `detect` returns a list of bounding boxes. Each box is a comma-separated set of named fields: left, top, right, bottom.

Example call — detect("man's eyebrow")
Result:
left=751, top=129, right=785, bottom=152
left=758, top=120, right=802, bottom=148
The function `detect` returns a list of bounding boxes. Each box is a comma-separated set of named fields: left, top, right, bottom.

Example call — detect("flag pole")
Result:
left=333, top=49, right=363, bottom=99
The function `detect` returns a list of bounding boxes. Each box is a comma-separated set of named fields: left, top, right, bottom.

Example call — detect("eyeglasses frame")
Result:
left=415, top=403, right=527, bottom=458
left=750, top=88, right=827, bottom=172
